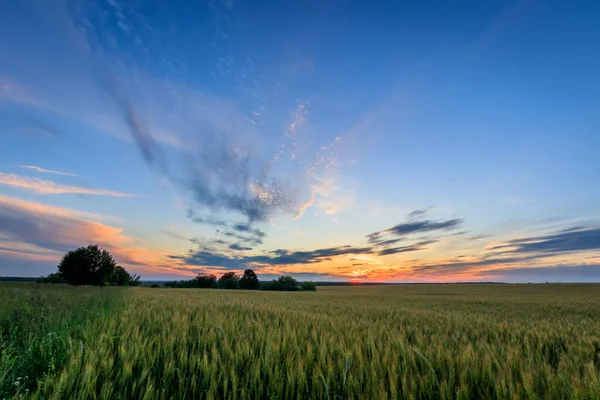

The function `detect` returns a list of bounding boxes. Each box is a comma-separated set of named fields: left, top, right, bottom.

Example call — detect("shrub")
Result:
left=109, top=266, right=140, bottom=286
left=36, top=272, right=67, bottom=284
left=301, top=281, right=317, bottom=291
left=259, top=275, right=304, bottom=291
left=150, top=284, right=160, bottom=288
left=277, top=275, right=300, bottom=291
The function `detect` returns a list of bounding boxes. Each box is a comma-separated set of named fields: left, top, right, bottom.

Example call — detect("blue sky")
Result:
left=1, top=0, right=599, bottom=282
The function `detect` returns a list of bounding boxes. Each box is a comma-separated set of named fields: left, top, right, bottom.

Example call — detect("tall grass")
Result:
left=0, top=283, right=123, bottom=398
left=2, top=283, right=600, bottom=399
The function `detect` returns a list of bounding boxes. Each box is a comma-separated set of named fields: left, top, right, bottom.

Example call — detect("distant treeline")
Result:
left=0, top=277, right=38, bottom=282
left=163, top=270, right=317, bottom=291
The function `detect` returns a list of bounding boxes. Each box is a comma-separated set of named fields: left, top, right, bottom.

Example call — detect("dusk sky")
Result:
left=1, top=0, right=599, bottom=282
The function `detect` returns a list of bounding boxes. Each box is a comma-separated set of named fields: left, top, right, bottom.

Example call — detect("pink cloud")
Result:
left=0, top=173, right=136, bottom=197
left=0, top=195, right=173, bottom=275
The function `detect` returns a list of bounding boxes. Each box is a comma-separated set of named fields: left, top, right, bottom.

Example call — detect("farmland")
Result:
left=1, top=283, right=600, bottom=399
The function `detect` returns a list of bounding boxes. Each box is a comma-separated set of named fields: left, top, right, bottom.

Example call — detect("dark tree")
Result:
left=113, top=266, right=140, bottom=286
left=301, top=281, right=317, bottom=291
left=109, top=266, right=133, bottom=286
left=193, top=273, right=217, bottom=288
left=57, top=245, right=117, bottom=286
left=218, top=272, right=240, bottom=289
left=277, top=275, right=299, bottom=291
left=239, top=269, right=260, bottom=290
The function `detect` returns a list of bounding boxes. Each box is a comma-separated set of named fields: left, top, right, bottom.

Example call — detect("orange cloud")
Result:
left=0, top=173, right=136, bottom=197
left=0, top=195, right=170, bottom=275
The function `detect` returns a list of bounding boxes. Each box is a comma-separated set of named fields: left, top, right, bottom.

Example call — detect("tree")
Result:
left=109, top=266, right=132, bottom=286
left=218, top=272, right=240, bottom=289
left=192, top=273, right=217, bottom=288
left=57, top=245, right=117, bottom=286
left=301, top=281, right=317, bottom=291
left=277, top=275, right=299, bottom=291
left=239, top=269, right=260, bottom=290
left=110, top=266, right=141, bottom=286
left=53, top=245, right=137, bottom=286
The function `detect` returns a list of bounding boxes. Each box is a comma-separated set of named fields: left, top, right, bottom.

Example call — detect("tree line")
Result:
left=37, top=244, right=317, bottom=291
left=38, top=245, right=140, bottom=286
left=164, top=270, right=317, bottom=291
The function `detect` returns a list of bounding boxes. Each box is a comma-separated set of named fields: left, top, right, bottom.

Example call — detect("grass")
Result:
left=0, top=283, right=124, bottom=398
left=1, top=283, right=600, bottom=399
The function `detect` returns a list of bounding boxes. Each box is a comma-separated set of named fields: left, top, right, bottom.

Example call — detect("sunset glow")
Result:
left=1, top=0, right=598, bottom=282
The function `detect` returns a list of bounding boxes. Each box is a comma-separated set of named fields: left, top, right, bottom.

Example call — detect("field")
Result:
left=1, top=283, right=600, bottom=399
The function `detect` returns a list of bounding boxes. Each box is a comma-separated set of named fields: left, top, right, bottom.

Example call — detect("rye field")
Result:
left=1, top=283, right=600, bottom=399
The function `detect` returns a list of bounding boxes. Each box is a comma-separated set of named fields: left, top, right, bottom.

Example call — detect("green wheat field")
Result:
left=1, top=283, right=600, bottom=399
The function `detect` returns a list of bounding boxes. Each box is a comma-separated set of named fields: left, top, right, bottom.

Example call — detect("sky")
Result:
left=1, top=0, right=599, bottom=282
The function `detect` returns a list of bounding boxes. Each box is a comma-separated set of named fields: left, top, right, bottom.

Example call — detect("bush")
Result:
left=301, top=281, right=317, bottom=291
left=259, top=275, right=305, bottom=291
left=150, top=284, right=160, bottom=288
left=36, top=272, right=67, bottom=284
left=109, top=266, right=140, bottom=286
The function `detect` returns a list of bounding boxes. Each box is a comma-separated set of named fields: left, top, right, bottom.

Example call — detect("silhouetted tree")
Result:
left=277, top=275, right=299, bottom=291
left=218, top=272, right=240, bottom=289
left=51, top=245, right=138, bottom=286
left=239, top=269, right=260, bottom=290
left=109, top=266, right=133, bottom=286
left=57, top=245, right=117, bottom=286
left=193, top=273, right=217, bottom=288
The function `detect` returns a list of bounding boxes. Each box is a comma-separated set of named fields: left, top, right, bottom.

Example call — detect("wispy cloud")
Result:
left=20, top=165, right=78, bottom=177
left=0, top=173, right=136, bottom=197
left=475, top=264, right=600, bottom=282
left=491, top=227, right=600, bottom=255
left=171, top=244, right=374, bottom=270
left=368, top=217, right=463, bottom=246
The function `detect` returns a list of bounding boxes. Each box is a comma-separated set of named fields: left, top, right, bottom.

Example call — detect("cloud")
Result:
left=102, top=73, right=301, bottom=225
left=102, top=74, right=168, bottom=172
left=0, top=195, right=169, bottom=274
left=20, top=165, right=78, bottom=177
left=475, top=264, right=600, bottom=283
left=0, top=173, right=136, bottom=197
left=491, top=227, right=600, bottom=255
left=406, top=208, right=429, bottom=219
left=217, top=229, right=265, bottom=246
left=404, top=226, right=600, bottom=278
left=229, top=243, right=253, bottom=251
left=376, top=239, right=439, bottom=256
left=368, top=218, right=463, bottom=245
left=172, top=244, right=374, bottom=269
left=186, top=210, right=228, bottom=227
